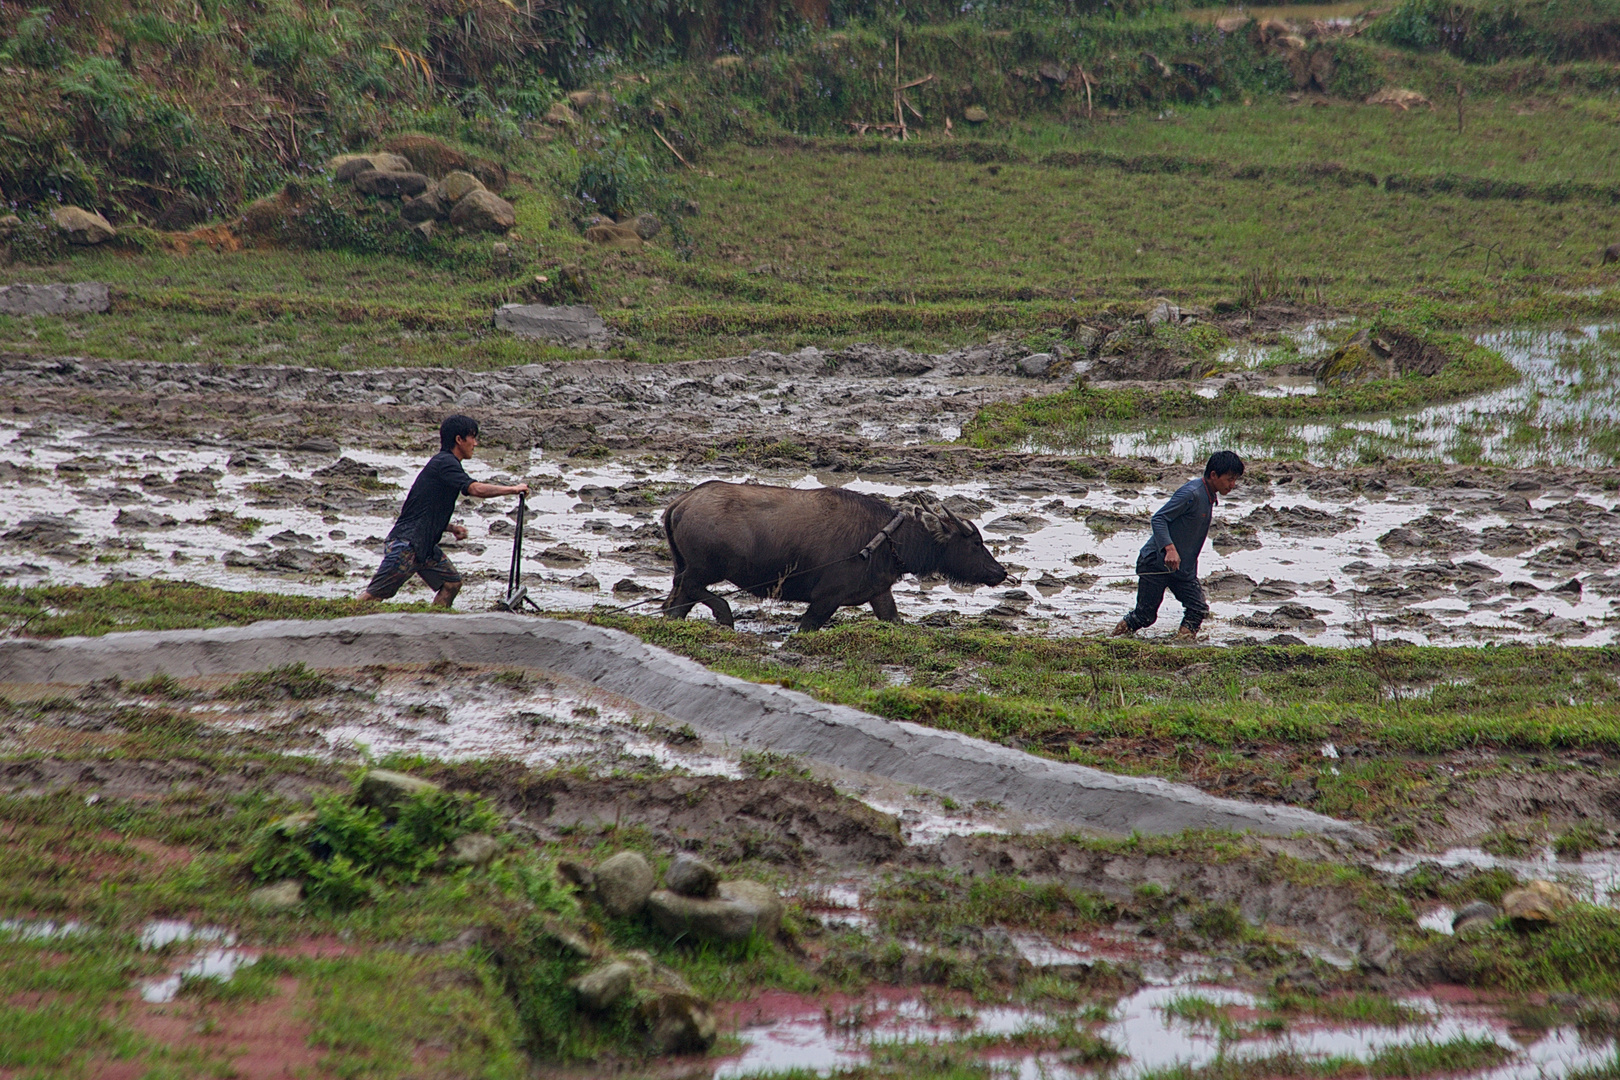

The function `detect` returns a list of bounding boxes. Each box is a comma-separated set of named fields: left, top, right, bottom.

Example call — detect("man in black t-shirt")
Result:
left=358, top=415, right=529, bottom=608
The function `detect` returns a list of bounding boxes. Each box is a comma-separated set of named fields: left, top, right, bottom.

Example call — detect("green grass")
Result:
left=0, top=580, right=432, bottom=639
left=7, top=103, right=1620, bottom=370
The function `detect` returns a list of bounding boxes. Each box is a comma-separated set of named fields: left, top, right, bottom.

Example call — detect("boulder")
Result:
left=1366, top=87, right=1431, bottom=111
left=662, top=853, right=720, bottom=898
left=249, top=879, right=303, bottom=912
left=0, top=283, right=110, bottom=317
left=52, top=206, right=116, bottom=245
left=356, top=769, right=440, bottom=818
left=567, top=89, right=613, bottom=108
left=380, top=134, right=468, bottom=179
left=446, top=833, right=501, bottom=868
left=439, top=170, right=485, bottom=204
left=963, top=106, right=989, bottom=123
left=540, top=917, right=594, bottom=959
left=584, top=221, right=642, bottom=249
left=494, top=304, right=607, bottom=347
left=1502, top=880, right=1576, bottom=925
left=572, top=961, right=635, bottom=1011
left=1019, top=353, right=1056, bottom=376
left=400, top=189, right=446, bottom=222
left=640, top=988, right=717, bottom=1054
left=1452, top=900, right=1499, bottom=936
left=448, top=189, right=516, bottom=232
left=330, top=153, right=413, bottom=181
left=352, top=168, right=430, bottom=197
left=645, top=880, right=783, bottom=942
left=595, top=851, right=655, bottom=917
left=1215, top=13, right=1252, bottom=32
left=544, top=102, right=580, bottom=126
left=467, top=158, right=508, bottom=193
left=410, top=220, right=436, bottom=241
left=631, top=212, right=662, bottom=240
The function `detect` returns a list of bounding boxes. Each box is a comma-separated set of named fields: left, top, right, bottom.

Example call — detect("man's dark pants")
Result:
left=1123, top=571, right=1209, bottom=632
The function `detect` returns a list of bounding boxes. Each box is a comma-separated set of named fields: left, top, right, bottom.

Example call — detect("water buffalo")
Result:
left=661, top=481, right=1007, bottom=632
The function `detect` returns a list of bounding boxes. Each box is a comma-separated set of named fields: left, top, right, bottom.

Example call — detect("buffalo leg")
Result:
left=798, top=599, right=840, bottom=633
left=869, top=589, right=900, bottom=623
left=700, top=586, right=735, bottom=628
left=664, top=575, right=732, bottom=627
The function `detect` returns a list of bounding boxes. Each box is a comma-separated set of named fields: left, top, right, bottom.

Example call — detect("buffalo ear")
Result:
left=919, top=511, right=947, bottom=539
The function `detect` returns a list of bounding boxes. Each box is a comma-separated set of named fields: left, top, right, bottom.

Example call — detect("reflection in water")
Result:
left=1109, top=324, right=1620, bottom=469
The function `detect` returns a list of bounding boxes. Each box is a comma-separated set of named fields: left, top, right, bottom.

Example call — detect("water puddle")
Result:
left=136, top=918, right=257, bottom=1004
left=0, top=917, right=86, bottom=940
left=710, top=985, right=1619, bottom=1079
left=1379, top=847, right=1620, bottom=907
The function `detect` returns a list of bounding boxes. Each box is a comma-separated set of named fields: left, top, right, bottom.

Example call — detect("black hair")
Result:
left=440, top=414, right=480, bottom=452
left=1205, top=450, right=1245, bottom=478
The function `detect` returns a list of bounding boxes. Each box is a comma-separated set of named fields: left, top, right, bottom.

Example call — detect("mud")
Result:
left=2, top=418, right=1617, bottom=645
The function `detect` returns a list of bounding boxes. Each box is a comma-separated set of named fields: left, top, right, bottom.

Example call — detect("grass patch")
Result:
left=0, top=581, right=432, bottom=639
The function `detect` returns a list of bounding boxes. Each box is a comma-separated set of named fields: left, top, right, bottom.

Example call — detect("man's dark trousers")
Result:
left=1123, top=555, right=1209, bottom=632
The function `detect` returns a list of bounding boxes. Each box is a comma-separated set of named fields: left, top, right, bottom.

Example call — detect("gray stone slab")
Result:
left=0, top=614, right=1375, bottom=843
left=0, top=283, right=110, bottom=316
left=494, top=303, right=606, bottom=347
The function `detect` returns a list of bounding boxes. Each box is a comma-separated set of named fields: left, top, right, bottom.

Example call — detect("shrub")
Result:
left=249, top=786, right=502, bottom=908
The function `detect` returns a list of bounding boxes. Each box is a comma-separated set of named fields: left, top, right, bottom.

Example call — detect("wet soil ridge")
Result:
left=0, top=342, right=1043, bottom=448
left=0, top=613, right=1374, bottom=843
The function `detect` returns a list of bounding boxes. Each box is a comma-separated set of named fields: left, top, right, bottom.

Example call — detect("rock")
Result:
left=356, top=769, right=441, bottom=818
left=640, top=988, right=717, bottom=1054
left=540, top=916, right=594, bottom=958
left=330, top=152, right=413, bottom=181
left=963, top=106, right=989, bottom=123
left=1316, top=331, right=1391, bottom=386
left=573, top=961, right=635, bottom=1012
left=468, top=158, right=509, bottom=193
left=52, top=206, right=116, bottom=245
left=410, top=220, right=436, bottom=241
left=1215, top=13, right=1252, bottom=32
left=439, top=170, right=485, bottom=204
left=631, top=212, right=662, bottom=240
left=249, top=879, right=303, bottom=912
left=380, top=134, right=468, bottom=179
left=584, top=221, right=642, bottom=249
left=446, top=832, right=501, bottom=868
left=556, top=860, right=595, bottom=890
left=543, top=101, right=580, bottom=126
left=595, top=851, right=656, bottom=917
left=400, top=189, right=446, bottom=222
left=566, top=572, right=600, bottom=591
left=1453, top=900, right=1499, bottom=936
left=1037, top=61, right=1068, bottom=82
left=645, top=880, right=784, bottom=942
left=1502, top=880, right=1576, bottom=925
left=663, top=853, right=720, bottom=898
left=352, top=168, right=430, bottom=197
left=268, top=811, right=318, bottom=838
left=448, top=189, right=516, bottom=232
left=1604, top=243, right=1620, bottom=266
left=0, top=283, right=110, bottom=316
left=1019, top=352, right=1056, bottom=376
left=567, top=89, right=613, bottom=108
left=494, top=304, right=607, bottom=347
left=0, top=214, right=20, bottom=238
left=115, top=508, right=177, bottom=530
left=1366, top=87, right=1431, bottom=110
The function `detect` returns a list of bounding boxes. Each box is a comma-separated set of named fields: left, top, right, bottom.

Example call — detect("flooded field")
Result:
left=2, top=418, right=1615, bottom=646
left=1111, top=325, right=1620, bottom=471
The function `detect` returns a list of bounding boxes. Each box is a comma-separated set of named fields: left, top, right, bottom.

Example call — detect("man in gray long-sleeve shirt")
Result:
left=1112, top=450, right=1245, bottom=641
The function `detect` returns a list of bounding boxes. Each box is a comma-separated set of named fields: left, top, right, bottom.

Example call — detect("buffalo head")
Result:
left=902, top=498, right=1008, bottom=587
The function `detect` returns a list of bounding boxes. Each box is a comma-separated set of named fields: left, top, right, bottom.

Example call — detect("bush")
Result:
left=249, top=785, right=502, bottom=908
left=1370, top=0, right=1620, bottom=62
